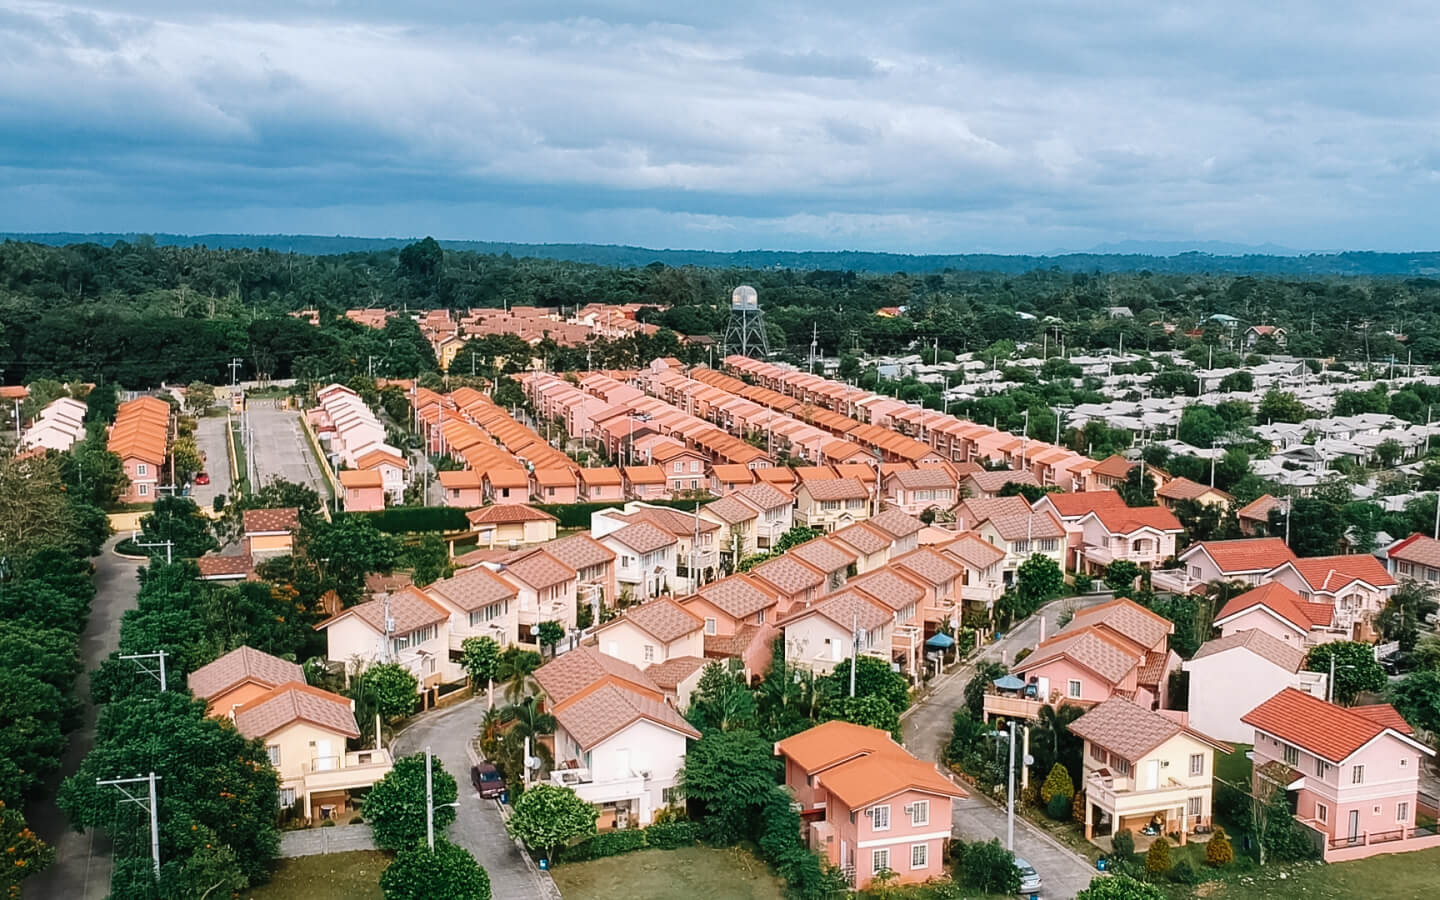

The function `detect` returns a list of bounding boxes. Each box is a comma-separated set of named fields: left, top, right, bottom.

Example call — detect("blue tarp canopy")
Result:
left=992, top=674, right=1026, bottom=691
left=926, top=632, right=956, bottom=649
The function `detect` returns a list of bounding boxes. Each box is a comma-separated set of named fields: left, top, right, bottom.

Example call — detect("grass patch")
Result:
left=230, top=418, right=251, bottom=496
left=550, top=845, right=785, bottom=900
left=241, top=851, right=389, bottom=900
left=1162, top=846, right=1440, bottom=899
left=1216, top=745, right=1252, bottom=785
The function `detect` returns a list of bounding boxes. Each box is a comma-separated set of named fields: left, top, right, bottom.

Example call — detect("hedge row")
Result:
left=556, top=821, right=699, bottom=863
left=534, top=498, right=713, bottom=529
left=353, top=498, right=715, bottom=534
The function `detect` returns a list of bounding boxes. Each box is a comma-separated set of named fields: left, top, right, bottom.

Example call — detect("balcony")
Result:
left=963, top=581, right=1004, bottom=607
left=299, top=748, right=395, bottom=793
left=982, top=693, right=1047, bottom=720
left=1151, top=569, right=1205, bottom=594
left=549, top=767, right=647, bottom=805
left=1085, top=772, right=1197, bottom=818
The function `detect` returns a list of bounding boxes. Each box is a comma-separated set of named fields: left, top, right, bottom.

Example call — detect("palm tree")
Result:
left=502, top=696, right=557, bottom=777
left=497, top=651, right=541, bottom=704
left=1377, top=581, right=1439, bottom=650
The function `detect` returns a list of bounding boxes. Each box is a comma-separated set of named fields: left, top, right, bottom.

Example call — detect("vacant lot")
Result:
left=242, top=851, right=388, bottom=900
left=551, top=846, right=786, bottom=900
left=1170, top=846, right=1440, bottom=899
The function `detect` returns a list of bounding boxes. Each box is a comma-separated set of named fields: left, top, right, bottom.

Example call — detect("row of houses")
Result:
left=19, top=396, right=87, bottom=453
left=309, top=384, right=410, bottom=507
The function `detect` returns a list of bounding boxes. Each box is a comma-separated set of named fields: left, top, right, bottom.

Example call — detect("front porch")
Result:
left=1083, top=772, right=1211, bottom=848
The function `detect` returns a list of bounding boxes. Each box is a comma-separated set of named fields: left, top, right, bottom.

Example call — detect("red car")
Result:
left=194, top=472, right=211, bottom=485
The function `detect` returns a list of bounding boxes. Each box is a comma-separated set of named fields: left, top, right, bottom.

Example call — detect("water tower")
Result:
left=722, top=284, right=770, bottom=359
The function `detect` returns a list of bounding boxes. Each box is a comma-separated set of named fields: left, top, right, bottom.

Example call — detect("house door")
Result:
left=1141, top=760, right=1159, bottom=791
left=1348, top=810, right=1360, bottom=843
left=315, top=739, right=335, bottom=771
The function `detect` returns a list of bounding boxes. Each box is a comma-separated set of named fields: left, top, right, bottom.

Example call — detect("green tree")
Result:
left=1269, top=496, right=1345, bottom=558
left=1039, top=762, right=1075, bottom=804
left=535, top=620, right=565, bottom=657
left=407, top=533, right=453, bottom=587
left=58, top=437, right=129, bottom=507
left=363, top=753, right=459, bottom=851
left=1257, top=389, right=1309, bottom=424
left=1305, top=641, right=1387, bottom=706
left=1015, top=553, right=1064, bottom=615
left=0, top=799, right=54, bottom=893
left=136, top=495, right=218, bottom=559
left=823, top=694, right=901, bottom=741
left=773, top=524, right=823, bottom=553
left=460, top=636, right=501, bottom=708
left=1206, top=826, right=1234, bottom=867
left=381, top=839, right=492, bottom=900
left=954, top=839, right=1021, bottom=893
left=497, top=647, right=542, bottom=704
left=1390, top=669, right=1440, bottom=737
left=184, top=381, right=215, bottom=413
left=818, top=655, right=910, bottom=714
left=1145, top=836, right=1171, bottom=873
left=1118, top=464, right=1156, bottom=506
left=1105, top=559, right=1143, bottom=593
left=1376, top=438, right=1404, bottom=468
left=679, top=729, right=780, bottom=845
left=301, top=515, right=401, bottom=606
left=1076, top=874, right=1167, bottom=900
left=1177, top=406, right=1227, bottom=448
left=358, top=663, right=419, bottom=720
left=505, top=784, right=598, bottom=861
left=687, top=662, right=758, bottom=734
left=1377, top=581, right=1439, bottom=651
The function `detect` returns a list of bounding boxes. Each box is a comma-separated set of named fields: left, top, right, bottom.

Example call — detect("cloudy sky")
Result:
left=2, top=1, right=1438, bottom=253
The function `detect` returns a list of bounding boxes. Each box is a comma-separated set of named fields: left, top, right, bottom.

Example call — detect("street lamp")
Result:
left=426, top=747, right=462, bottom=851
left=1327, top=659, right=1356, bottom=704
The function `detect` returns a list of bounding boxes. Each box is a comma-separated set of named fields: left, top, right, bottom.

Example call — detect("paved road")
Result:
left=245, top=404, right=329, bottom=496
left=25, top=538, right=144, bottom=900
left=190, top=415, right=232, bottom=507
left=392, top=698, right=555, bottom=900
left=902, top=594, right=1112, bottom=900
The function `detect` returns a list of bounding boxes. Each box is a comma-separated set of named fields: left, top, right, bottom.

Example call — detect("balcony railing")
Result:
left=550, top=766, right=647, bottom=805
left=982, top=693, right=1046, bottom=720
left=298, top=749, right=395, bottom=792
left=1150, top=569, right=1205, bottom=594
left=1328, top=825, right=1438, bottom=851
left=1086, top=773, right=1197, bottom=816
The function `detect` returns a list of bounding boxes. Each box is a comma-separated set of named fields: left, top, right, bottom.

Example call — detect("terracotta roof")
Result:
left=466, top=504, right=558, bottom=525
left=1192, top=629, right=1305, bottom=672
left=1237, top=493, right=1285, bottom=522
left=1087, top=505, right=1183, bottom=535
left=317, top=587, right=449, bottom=635
left=939, top=532, right=1006, bottom=569
left=1136, top=651, right=1170, bottom=688
left=1214, top=582, right=1333, bottom=633
left=1069, top=697, right=1228, bottom=762
left=1157, top=477, right=1233, bottom=502
left=1387, top=533, right=1440, bottom=568
left=534, top=645, right=658, bottom=705
left=1068, top=597, right=1173, bottom=650
left=644, top=655, right=709, bottom=691
left=754, top=467, right=797, bottom=486
left=437, top=469, right=483, bottom=489
left=552, top=682, right=701, bottom=750
left=1018, top=626, right=1142, bottom=685
left=981, top=508, right=1065, bottom=541
left=233, top=683, right=360, bottom=740
left=606, top=521, right=678, bottom=555
left=751, top=555, right=826, bottom=594
left=866, top=508, right=925, bottom=540
left=483, top=468, right=530, bottom=489
left=1042, top=490, right=1130, bottom=518
left=622, top=465, right=666, bottom=484
left=775, top=720, right=900, bottom=773
left=789, top=538, right=858, bottom=574
left=187, top=646, right=304, bottom=701
left=603, top=598, right=703, bottom=643
left=1092, top=454, right=1134, bottom=479
left=500, top=549, right=576, bottom=589
left=688, top=575, right=777, bottom=619
left=704, top=623, right=766, bottom=659
left=578, top=467, right=623, bottom=486
left=195, top=553, right=256, bottom=579
left=704, top=496, right=759, bottom=524
left=541, top=533, right=616, bottom=571
left=1280, top=555, right=1397, bottom=593
left=355, top=448, right=409, bottom=470
left=1242, top=688, right=1428, bottom=763
left=792, top=466, right=838, bottom=483
left=891, top=547, right=964, bottom=586
left=890, top=468, right=957, bottom=490
left=242, top=507, right=300, bottom=534
left=427, top=566, right=517, bottom=612
left=964, top=469, right=1040, bottom=492
left=1183, top=537, right=1296, bottom=573
left=848, top=569, right=926, bottom=611
left=800, top=477, right=870, bottom=501
left=1352, top=704, right=1414, bottom=735
left=532, top=467, right=576, bottom=488
left=818, top=749, right=966, bottom=809
left=830, top=522, right=892, bottom=556
left=338, top=469, right=384, bottom=488
left=734, top=482, right=792, bottom=511
left=782, top=589, right=891, bottom=632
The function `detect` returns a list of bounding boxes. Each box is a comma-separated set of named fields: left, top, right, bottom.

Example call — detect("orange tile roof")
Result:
left=774, top=720, right=899, bottom=773
left=426, top=565, right=517, bottom=612
left=466, top=504, right=558, bottom=525
left=338, top=469, right=384, bottom=488
left=1184, top=537, right=1295, bottom=573
left=1157, top=476, right=1233, bottom=502
left=867, top=508, right=925, bottom=540
left=577, top=467, right=623, bottom=486
left=1088, top=505, right=1183, bottom=534
left=233, top=682, right=360, bottom=740
left=1041, top=490, right=1129, bottom=518
left=1237, top=493, right=1285, bottom=522
left=1214, top=582, right=1334, bottom=632
left=817, top=749, right=966, bottom=809
left=437, top=469, right=483, bottom=489
left=622, top=465, right=666, bottom=484
left=1281, top=555, right=1397, bottom=593
left=317, top=587, right=449, bottom=635
left=599, top=598, right=703, bottom=644
left=1242, top=688, right=1424, bottom=763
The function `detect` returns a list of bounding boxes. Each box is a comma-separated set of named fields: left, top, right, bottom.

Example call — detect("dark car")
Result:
left=194, top=472, right=211, bottom=485
left=471, top=763, right=504, bottom=798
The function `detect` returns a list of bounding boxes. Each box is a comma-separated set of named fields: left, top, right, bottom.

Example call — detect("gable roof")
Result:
left=466, top=504, right=558, bottom=525
left=866, top=508, right=925, bottom=540
left=599, top=598, right=703, bottom=644
left=551, top=682, right=701, bottom=750
left=1214, top=581, right=1333, bottom=633
left=704, top=495, right=759, bottom=524
left=788, top=538, right=858, bottom=574
left=1386, top=533, right=1440, bottom=568
left=1018, top=626, right=1142, bottom=684
left=938, top=532, right=1007, bottom=570
left=1069, top=697, right=1230, bottom=762
left=848, top=568, right=927, bottom=611
left=1180, top=537, right=1296, bottom=573
left=963, top=468, right=1040, bottom=492
left=800, top=477, right=869, bottom=501
left=774, top=720, right=899, bottom=773
left=890, top=547, right=964, bottom=586
left=1086, top=505, right=1183, bottom=535
left=830, top=522, right=892, bottom=556
left=1278, top=555, right=1397, bottom=593
left=780, top=589, right=891, bottom=632
left=233, top=683, right=360, bottom=740
left=500, top=549, right=576, bottom=589
left=427, top=565, right=517, bottom=613
left=686, top=574, right=777, bottom=620
left=751, top=554, right=826, bottom=594
left=1157, top=476, right=1233, bottom=502
left=1190, top=629, right=1305, bottom=672
left=316, top=587, right=449, bottom=635
left=1242, top=688, right=1432, bottom=763
left=1068, top=597, right=1173, bottom=649
left=541, top=532, right=616, bottom=571
left=242, top=507, right=300, bottom=535
left=818, top=749, right=966, bottom=809
left=1237, top=493, right=1285, bottom=522
left=1042, top=490, right=1130, bottom=518
left=338, top=468, right=384, bottom=488
left=889, top=468, right=957, bottom=490
left=534, top=645, right=658, bottom=705
left=644, top=655, right=710, bottom=691
left=187, top=646, right=304, bottom=702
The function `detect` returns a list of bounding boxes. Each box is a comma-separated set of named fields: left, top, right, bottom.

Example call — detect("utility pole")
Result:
left=849, top=612, right=859, bottom=698
left=130, top=532, right=174, bottom=565
left=1006, top=720, right=1017, bottom=851
left=229, top=357, right=243, bottom=386
left=120, top=651, right=170, bottom=691
left=426, top=746, right=435, bottom=851
left=98, top=773, right=162, bottom=878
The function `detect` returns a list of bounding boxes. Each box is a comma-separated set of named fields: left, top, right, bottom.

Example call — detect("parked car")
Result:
left=195, top=472, right=211, bottom=485
left=471, top=763, right=504, bottom=799
left=1015, top=857, right=1042, bottom=897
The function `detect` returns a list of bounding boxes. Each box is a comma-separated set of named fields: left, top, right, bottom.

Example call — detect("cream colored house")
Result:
left=466, top=505, right=559, bottom=549
left=779, top=589, right=893, bottom=674
left=794, top=478, right=871, bottom=532
left=188, top=645, right=304, bottom=718
left=233, top=682, right=393, bottom=820
left=425, top=564, right=521, bottom=652
left=593, top=598, right=705, bottom=669
left=315, top=588, right=460, bottom=688
left=494, top=548, right=579, bottom=643
left=1070, top=698, right=1230, bottom=845
left=242, top=507, right=300, bottom=558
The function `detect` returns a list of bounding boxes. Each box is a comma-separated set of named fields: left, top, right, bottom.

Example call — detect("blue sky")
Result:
left=2, top=1, right=1439, bottom=253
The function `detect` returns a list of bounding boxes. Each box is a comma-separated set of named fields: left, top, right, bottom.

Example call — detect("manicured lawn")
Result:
left=1215, top=744, right=1252, bottom=786
left=550, top=846, right=786, bottom=900
left=241, top=851, right=389, bottom=900
left=1167, top=846, right=1440, bottom=899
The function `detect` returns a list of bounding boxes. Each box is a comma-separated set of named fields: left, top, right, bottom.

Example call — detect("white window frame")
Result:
left=1283, top=744, right=1299, bottom=767
left=871, top=848, right=890, bottom=875
left=643, top=644, right=655, bottom=662
left=1189, top=753, right=1204, bottom=777
left=138, top=484, right=149, bottom=497
left=910, top=843, right=928, bottom=869
left=1352, top=765, right=1365, bottom=784
left=136, top=463, right=148, bottom=476
left=1398, top=801, right=1410, bottom=822
left=871, top=804, right=890, bottom=831
left=266, top=744, right=281, bottom=766
left=1067, top=679, right=1082, bottom=699
left=910, top=799, right=929, bottom=827
left=1317, top=802, right=1328, bottom=823
left=280, top=787, right=297, bottom=807
left=704, top=617, right=717, bottom=635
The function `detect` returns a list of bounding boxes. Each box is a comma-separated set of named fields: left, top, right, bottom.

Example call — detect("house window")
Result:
left=1187, top=797, right=1202, bottom=817
left=137, top=463, right=148, bottom=476
left=871, top=848, right=890, bottom=875
left=280, top=787, right=297, bottom=807
left=1189, top=754, right=1204, bottom=777
left=1112, top=757, right=1132, bottom=777
left=266, top=744, right=281, bottom=766
left=673, top=462, right=683, bottom=473
left=871, top=804, right=890, bottom=831
left=662, top=786, right=682, bottom=805
left=755, top=610, right=766, bottom=624
left=910, top=799, right=929, bottom=827
left=138, top=484, right=149, bottom=497
left=1315, top=759, right=1328, bottom=778
left=1067, top=680, right=1082, bottom=699
left=547, top=487, right=555, bottom=497
left=643, top=645, right=655, bottom=662
left=1398, top=802, right=1410, bottom=822
left=1283, top=744, right=1299, bottom=767
left=704, top=617, right=717, bottom=635
left=1317, top=802, right=1328, bottom=823
left=1352, top=765, right=1365, bottom=784
left=910, top=843, right=928, bottom=869
left=1091, top=743, right=1107, bottom=763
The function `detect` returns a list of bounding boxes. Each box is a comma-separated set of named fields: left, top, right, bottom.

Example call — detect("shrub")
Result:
left=1072, top=790, right=1085, bottom=824
left=557, top=829, right=646, bottom=862
left=1072, top=572, right=1094, bottom=594
left=1169, top=860, right=1200, bottom=885
left=1206, top=826, right=1234, bottom=867
left=1111, top=828, right=1135, bottom=859
left=1040, top=763, right=1075, bottom=804
left=1145, top=837, right=1171, bottom=874
left=1046, top=793, right=1072, bottom=820
left=355, top=506, right=471, bottom=534
left=954, top=838, right=1021, bottom=894
left=644, top=821, right=698, bottom=849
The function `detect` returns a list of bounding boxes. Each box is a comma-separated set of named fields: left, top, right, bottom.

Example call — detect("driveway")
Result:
left=902, top=594, right=1112, bottom=900
left=189, top=415, right=231, bottom=507
left=244, top=403, right=329, bottom=496
left=391, top=698, right=555, bottom=900
left=24, top=538, right=144, bottom=900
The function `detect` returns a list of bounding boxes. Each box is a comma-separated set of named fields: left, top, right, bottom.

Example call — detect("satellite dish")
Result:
left=526, top=756, right=541, bottom=771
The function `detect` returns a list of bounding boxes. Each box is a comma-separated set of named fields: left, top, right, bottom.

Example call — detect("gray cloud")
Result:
left=1, top=0, right=1438, bottom=252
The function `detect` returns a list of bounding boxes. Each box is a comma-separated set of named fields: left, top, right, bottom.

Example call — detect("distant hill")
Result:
left=5, top=232, right=1440, bottom=277
left=1082, top=239, right=1307, bottom=257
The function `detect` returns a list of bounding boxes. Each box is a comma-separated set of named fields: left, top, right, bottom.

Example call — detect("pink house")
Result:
left=1213, top=582, right=1345, bottom=647
left=883, top=468, right=958, bottom=517
left=437, top=469, right=484, bottom=507
left=1244, top=688, right=1438, bottom=861
left=577, top=468, right=625, bottom=502
left=623, top=465, right=669, bottom=501
left=678, top=574, right=781, bottom=678
left=531, top=467, right=580, bottom=504
left=338, top=469, right=385, bottom=512
left=776, top=720, right=965, bottom=889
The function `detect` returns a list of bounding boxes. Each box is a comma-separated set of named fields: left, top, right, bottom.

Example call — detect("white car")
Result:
left=1015, top=857, right=1042, bottom=897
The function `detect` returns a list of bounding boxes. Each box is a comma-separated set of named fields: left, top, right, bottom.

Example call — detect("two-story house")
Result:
left=652, top=443, right=709, bottom=496
left=1157, top=537, right=1296, bottom=595
left=795, top=478, right=872, bottom=532
left=595, top=504, right=719, bottom=594
left=1185, top=630, right=1327, bottom=742
left=1243, top=688, right=1439, bottom=861
left=883, top=468, right=958, bottom=518
left=865, top=509, right=925, bottom=556
left=425, top=564, right=521, bottom=653
left=830, top=522, right=894, bottom=574
left=889, top=548, right=962, bottom=636
left=700, top=496, right=762, bottom=565
left=495, top=548, right=579, bottom=643
left=536, top=647, right=700, bottom=829
left=1070, top=505, right=1183, bottom=576
left=316, top=587, right=458, bottom=689
left=732, top=482, right=795, bottom=550
left=542, top=532, right=617, bottom=617
left=678, top=574, right=782, bottom=678
left=1383, top=532, right=1440, bottom=586
left=593, top=598, right=705, bottom=669
left=962, top=498, right=1066, bottom=584
left=187, top=645, right=305, bottom=717
left=934, top=532, right=1007, bottom=623
left=597, top=521, right=678, bottom=602
left=779, top=589, right=894, bottom=674
left=787, top=537, right=858, bottom=594
left=775, top=720, right=966, bottom=889
left=1070, top=698, right=1231, bottom=846
left=750, top=554, right=828, bottom=612
left=1212, top=581, right=1344, bottom=646
left=1032, top=490, right=1130, bottom=572
left=959, top=468, right=1039, bottom=501
left=1264, top=555, right=1397, bottom=642
left=1155, top=476, right=1233, bottom=512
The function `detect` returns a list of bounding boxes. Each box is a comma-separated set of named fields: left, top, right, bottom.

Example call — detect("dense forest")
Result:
left=3, top=236, right=1440, bottom=388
